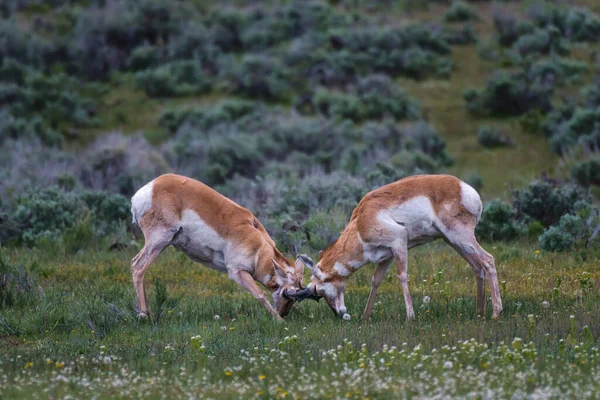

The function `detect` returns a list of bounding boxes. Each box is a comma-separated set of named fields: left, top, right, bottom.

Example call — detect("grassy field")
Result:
left=1, top=241, right=599, bottom=398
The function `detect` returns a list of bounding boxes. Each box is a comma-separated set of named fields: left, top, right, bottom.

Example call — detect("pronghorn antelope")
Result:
left=289, top=174, right=503, bottom=320
left=130, top=174, right=304, bottom=320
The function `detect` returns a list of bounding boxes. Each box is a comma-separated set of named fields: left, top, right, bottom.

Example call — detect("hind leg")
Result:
left=131, top=228, right=179, bottom=318
left=444, top=227, right=503, bottom=318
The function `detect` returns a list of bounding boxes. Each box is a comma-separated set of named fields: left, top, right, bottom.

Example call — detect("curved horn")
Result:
left=284, top=286, right=321, bottom=302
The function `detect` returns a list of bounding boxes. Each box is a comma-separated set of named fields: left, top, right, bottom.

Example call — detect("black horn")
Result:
left=284, top=286, right=321, bottom=302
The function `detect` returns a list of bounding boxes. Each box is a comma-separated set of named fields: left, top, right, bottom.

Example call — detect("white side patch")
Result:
left=460, top=181, right=482, bottom=221
left=131, top=180, right=154, bottom=224
left=333, top=262, right=352, bottom=277
left=174, top=209, right=230, bottom=272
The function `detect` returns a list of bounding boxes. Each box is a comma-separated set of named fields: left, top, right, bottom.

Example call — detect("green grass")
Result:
left=1, top=242, right=599, bottom=398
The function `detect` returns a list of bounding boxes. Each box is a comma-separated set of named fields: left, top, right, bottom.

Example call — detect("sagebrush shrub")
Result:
left=220, top=54, right=289, bottom=100
left=538, top=226, right=574, bottom=252
left=571, top=159, right=600, bottom=187
left=477, top=126, right=514, bottom=148
left=444, top=2, right=479, bottom=22
left=134, top=60, right=211, bottom=97
left=14, top=186, right=87, bottom=246
left=476, top=200, right=525, bottom=242
left=464, top=71, right=553, bottom=117
left=515, top=180, right=589, bottom=227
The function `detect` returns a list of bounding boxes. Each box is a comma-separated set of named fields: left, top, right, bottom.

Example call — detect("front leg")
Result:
left=362, top=258, right=393, bottom=320
left=391, top=235, right=414, bottom=321
left=229, top=269, right=283, bottom=321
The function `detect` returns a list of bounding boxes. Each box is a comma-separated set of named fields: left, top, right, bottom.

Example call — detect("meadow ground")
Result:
left=1, top=241, right=599, bottom=399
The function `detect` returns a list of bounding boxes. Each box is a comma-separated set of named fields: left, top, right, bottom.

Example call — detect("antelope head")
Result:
left=286, top=253, right=349, bottom=318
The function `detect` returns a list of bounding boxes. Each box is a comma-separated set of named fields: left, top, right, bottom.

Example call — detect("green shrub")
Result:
left=519, top=109, right=545, bottom=135
left=547, top=108, right=600, bottom=154
left=476, top=200, right=525, bottom=242
left=14, top=186, right=87, bottom=246
left=538, top=226, right=574, bottom=252
left=464, top=71, right=553, bottom=117
left=220, top=54, right=289, bottom=100
left=62, top=212, right=95, bottom=254
left=127, top=45, right=163, bottom=71
left=477, top=126, right=514, bottom=148
left=444, top=23, right=477, bottom=45
left=571, top=159, right=600, bottom=187
left=158, top=100, right=256, bottom=134
left=530, top=57, right=588, bottom=86
left=515, top=180, right=589, bottom=227
left=303, top=208, right=348, bottom=250
left=134, top=60, right=211, bottom=97
left=444, top=2, right=479, bottom=23
left=512, top=27, right=570, bottom=58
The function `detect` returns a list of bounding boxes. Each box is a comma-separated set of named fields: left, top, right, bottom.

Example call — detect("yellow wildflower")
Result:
left=535, top=250, right=541, bottom=254
left=55, top=361, right=64, bottom=369
left=259, top=375, right=266, bottom=380
left=225, top=371, right=232, bottom=376
left=24, top=362, right=33, bottom=369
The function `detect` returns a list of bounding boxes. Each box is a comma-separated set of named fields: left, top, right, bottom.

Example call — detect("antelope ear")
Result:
left=271, top=259, right=287, bottom=279
left=294, top=258, right=305, bottom=286
left=296, top=254, right=315, bottom=271
left=318, top=250, right=323, bottom=260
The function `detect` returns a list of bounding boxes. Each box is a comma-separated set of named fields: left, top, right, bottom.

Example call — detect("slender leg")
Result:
left=229, top=269, right=283, bottom=321
left=447, top=242, right=486, bottom=317
left=131, top=230, right=175, bottom=319
left=395, top=249, right=414, bottom=320
left=389, top=232, right=413, bottom=321
left=362, top=258, right=393, bottom=320
left=446, top=232, right=503, bottom=319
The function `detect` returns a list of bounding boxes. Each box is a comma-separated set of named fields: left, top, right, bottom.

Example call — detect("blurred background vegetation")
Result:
left=1, top=0, right=599, bottom=256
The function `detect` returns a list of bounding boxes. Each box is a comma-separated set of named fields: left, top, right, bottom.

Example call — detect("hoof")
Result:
left=137, top=311, right=150, bottom=320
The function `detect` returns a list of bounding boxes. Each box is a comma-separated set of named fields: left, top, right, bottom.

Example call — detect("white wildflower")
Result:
left=214, top=315, right=220, bottom=321
left=423, top=296, right=431, bottom=305
left=542, top=301, right=550, bottom=309
left=443, top=361, right=453, bottom=370
left=342, top=313, right=351, bottom=321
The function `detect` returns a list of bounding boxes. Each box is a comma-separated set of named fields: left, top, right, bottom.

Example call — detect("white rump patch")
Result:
left=460, top=182, right=482, bottom=222
left=131, top=180, right=154, bottom=224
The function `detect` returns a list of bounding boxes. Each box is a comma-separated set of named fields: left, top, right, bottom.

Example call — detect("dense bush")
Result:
left=159, top=99, right=256, bottom=134
left=530, top=57, right=588, bottom=86
left=444, top=23, right=477, bottom=45
left=532, top=6, right=600, bottom=43
left=476, top=200, right=525, bottom=242
left=220, top=54, right=289, bottom=100
left=464, top=70, right=553, bottom=117
left=477, top=126, right=513, bottom=148
left=3, top=185, right=131, bottom=247
left=539, top=205, right=600, bottom=252
left=444, top=2, right=479, bottom=23
left=514, top=180, right=589, bottom=227
left=546, top=108, right=600, bottom=154
left=511, top=27, right=570, bottom=58
left=134, top=61, right=211, bottom=97
left=13, top=186, right=87, bottom=246
left=312, top=75, right=420, bottom=122
left=571, top=159, right=600, bottom=187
